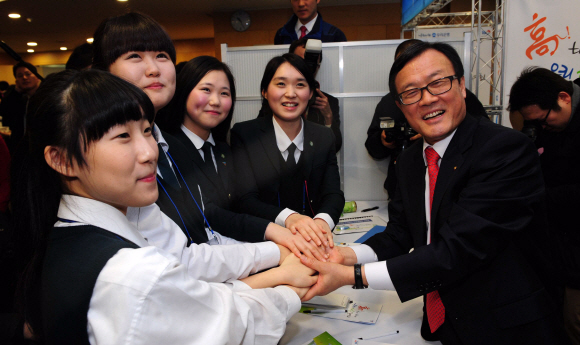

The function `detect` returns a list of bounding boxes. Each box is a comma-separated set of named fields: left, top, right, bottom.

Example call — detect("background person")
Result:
left=508, top=66, right=580, bottom=345
left=65, top=43, right=93, bottom=71
left=0, top=62, right=41, bottom=154
left=274, top=0, right=346, bottom=44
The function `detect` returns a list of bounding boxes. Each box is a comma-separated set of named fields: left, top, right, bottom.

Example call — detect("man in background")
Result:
left=509, top=67, right=580, bottom=345
left=274, top=0, right=346, bottom=44
left=0, top=61, right=41, bottom=153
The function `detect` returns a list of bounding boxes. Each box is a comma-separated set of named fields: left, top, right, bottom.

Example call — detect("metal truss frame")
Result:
left=401, top=0, right=506, bottom=123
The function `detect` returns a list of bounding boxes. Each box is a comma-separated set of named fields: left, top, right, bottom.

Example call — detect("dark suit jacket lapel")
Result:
left=431, top=115, right=477, bottom=228
left=302, top=121, right=314, bottom=179
left=405, top=141, right=428, bottom=246
left=259, top=118, right=283, bottom=175
left=175, top=130, right=224, bottom=194
left=213, top=143, right=229, bottom=192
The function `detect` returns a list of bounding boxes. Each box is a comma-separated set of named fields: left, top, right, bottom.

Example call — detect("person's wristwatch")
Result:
left=353, top=263, right=368, bottom=289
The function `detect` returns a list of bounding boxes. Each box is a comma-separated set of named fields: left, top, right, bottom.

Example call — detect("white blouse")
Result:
left=55, top=195, right=301, bottom=344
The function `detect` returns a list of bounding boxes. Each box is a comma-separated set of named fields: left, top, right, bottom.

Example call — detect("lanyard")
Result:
left=166, top=152, right=214, bottom=235
left=278, top=180, right=315, bottom=216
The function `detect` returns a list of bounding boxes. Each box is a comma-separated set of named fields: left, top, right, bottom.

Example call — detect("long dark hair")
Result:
left=259, top=53, right=316, bottom=118
left=11, top=69, right=155, bottom=339
left=158, top=56, right=236, bottom=142
left=92, top=12, right=176, bottom=71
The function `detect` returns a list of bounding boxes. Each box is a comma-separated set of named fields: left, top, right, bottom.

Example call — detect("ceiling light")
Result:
left=27, top=42, right=37, bottom=46
left=27, top=49, right=34, bottom=53
left=60, top=47, right=67, bottom=51
left=86, top=38, right=94, bottom=43
left=118, top=0, right=128, bottom=2
left=8, top=13, right=21, bottom=19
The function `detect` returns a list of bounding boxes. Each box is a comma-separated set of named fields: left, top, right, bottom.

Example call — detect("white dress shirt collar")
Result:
left=56, top=194, right=150, bottom=247
left=295, top=14, right=318, bottom=37
left=421, top=128, right=457, bottom=163
left=153, top=124, right=168, bottom=153
left=180, top=124, right=215, bottom=150
left=272, top=116, right=304, bottom=153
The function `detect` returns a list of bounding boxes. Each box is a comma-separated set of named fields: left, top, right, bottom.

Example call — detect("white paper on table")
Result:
left=334, top=215, right=387, bottom=234
left=305, top=300, right=383, bottom=324
left=303, top=293, right=351, bottom=309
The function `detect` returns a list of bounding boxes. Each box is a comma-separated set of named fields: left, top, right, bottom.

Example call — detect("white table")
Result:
left=279, top=201, right=442, bottom=345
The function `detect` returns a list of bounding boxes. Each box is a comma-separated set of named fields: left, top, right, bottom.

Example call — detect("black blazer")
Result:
left=364, top=115, right=566, bottom=344
left=172, top=129, right=236, bottom=211
left=156, top=130, right=269, bottom=244
left=231, top=117, right=344, bottom=226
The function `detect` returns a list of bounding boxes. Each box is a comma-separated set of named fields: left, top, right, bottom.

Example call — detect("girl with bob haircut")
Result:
left=12, top=69, right=316, bottom=344
left=231, top=54, right=345, bottom=250
left=157, top=55, right=237, bottom=211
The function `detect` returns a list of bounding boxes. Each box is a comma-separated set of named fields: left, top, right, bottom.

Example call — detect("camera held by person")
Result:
left=380, top=116, right=418, bottom=152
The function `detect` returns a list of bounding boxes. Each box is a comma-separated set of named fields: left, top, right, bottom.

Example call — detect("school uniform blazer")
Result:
left=230, top=117, right=344, bottom=226
left=158, top=131, right=269, bottom=243
left=364, top=114, right=565, bottom=344
left=172, top=129, right=236, bottom=211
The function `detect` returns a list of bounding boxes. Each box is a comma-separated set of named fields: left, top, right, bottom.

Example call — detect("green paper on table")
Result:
left=304, top=331, right=342, bottom=345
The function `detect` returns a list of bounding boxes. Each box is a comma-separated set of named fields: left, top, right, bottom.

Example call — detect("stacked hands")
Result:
left=256, top=213, right=355, bottom=301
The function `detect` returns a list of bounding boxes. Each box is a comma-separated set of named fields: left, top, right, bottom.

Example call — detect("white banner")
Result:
left=503, top=0, right=578, bottom=126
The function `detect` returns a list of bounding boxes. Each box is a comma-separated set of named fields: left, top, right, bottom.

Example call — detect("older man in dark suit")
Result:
left=301, top=41, right=568, bottom=344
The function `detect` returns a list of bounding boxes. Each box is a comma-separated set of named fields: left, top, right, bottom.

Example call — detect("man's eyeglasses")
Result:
left=532, top=108, right=551, bottom=127
left=397, top=75, right=459, bottom=105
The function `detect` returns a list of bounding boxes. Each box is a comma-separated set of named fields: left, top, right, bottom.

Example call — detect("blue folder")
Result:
left=354, top=225, right=386, bottom=243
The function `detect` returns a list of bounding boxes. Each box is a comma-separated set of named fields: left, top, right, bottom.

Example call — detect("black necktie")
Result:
left=201, top=141, right=217, bottom=174
left=286, top=143, right=297, bottom=171
left=157, top=144, right=180, bottom=189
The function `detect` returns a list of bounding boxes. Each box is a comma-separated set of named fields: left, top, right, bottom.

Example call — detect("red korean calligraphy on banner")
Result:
left=524, top=13, right=569, bottom=60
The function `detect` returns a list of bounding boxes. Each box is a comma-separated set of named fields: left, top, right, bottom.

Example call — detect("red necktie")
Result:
left=425, top=146, right=445, bottom=333
left=299, top=26, right=308, bottom=39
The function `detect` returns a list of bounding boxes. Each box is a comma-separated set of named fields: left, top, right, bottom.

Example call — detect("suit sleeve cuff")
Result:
left=314, top=213, right=335, bottom=230
left=351, top=244, right=378, bottom=264
left=365, top=261, right=396, bottom=291
left=253, top=241, right=282, bottom=272
left=276, top=208, right=296, bottom=227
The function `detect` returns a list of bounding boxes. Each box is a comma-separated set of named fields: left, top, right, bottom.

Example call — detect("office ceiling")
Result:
left=0, top=0, right=397, bottom=54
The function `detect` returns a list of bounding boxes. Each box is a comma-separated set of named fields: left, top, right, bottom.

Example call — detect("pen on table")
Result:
left=358, top=330, right=399, bottom=340
left=361, top=206, right=379, bottom=212
left=302, top=309, right=347, bottom=314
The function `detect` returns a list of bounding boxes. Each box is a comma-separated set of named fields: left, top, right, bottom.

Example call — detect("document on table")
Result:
left=301, top=300, right=383, bottom=324
left=302, top=293, right=351, bottom=309
left=352, top=340, right=395, bottom=345
left=334, top=215, right=387, bottom=235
